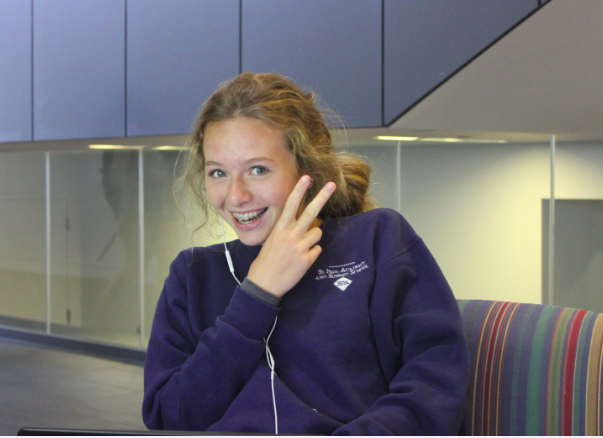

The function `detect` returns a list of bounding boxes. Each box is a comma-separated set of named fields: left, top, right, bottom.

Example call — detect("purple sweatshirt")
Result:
left=143, top=208, right=469, bottom=434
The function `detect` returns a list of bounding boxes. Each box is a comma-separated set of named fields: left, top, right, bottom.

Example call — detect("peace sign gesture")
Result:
left=247, top=175, right=336, bottom=298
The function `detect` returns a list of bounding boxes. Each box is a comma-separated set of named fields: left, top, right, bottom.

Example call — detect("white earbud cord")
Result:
left=221, top=219, right=241, bottom=286
left=266, top=316, right=279, bottom=435
left=221, top=219, right=279, bottom=434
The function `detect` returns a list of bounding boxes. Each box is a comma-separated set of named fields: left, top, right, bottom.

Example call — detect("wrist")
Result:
left=241, top=278, right=281, bottom=307
left=246, top=274, right=284, bottom=298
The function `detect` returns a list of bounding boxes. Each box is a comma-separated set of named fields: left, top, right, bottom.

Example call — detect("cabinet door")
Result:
left=127, top=0, right=239, bottom=137
left=33, top=0, right=125, bottom=140
left=384, top=0, right=538, bottom=125
left=0, top=0, right=32, bottom=142
left=242, top=0, right=382, bottom=128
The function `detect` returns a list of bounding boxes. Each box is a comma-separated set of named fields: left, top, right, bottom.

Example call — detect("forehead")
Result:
left=203, top=117, right=291, bottom=162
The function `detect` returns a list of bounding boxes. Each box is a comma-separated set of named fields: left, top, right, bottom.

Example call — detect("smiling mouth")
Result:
left=232, top=208, right=268, bottom=225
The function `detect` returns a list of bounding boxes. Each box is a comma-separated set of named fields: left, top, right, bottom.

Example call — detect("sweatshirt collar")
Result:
left=234, top=240, right=262, bottom=260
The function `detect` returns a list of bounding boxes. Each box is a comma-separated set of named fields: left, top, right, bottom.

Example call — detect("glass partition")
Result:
left=0, top=151, right=47, bottom=331
left=2, top=135, right=602, bottom=349
left=49, top=150, right=141, bottom=347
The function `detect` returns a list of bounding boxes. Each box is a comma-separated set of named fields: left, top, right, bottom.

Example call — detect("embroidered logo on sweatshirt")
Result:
left=333, top=277, right=352, bottom=291
left=315, top=261, right=368, bottom=283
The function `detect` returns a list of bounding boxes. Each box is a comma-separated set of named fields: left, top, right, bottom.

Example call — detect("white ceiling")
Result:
left=390, top=0, right=603, bottom=140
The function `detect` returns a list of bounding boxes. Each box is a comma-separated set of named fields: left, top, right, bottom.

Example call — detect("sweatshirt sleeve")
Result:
left=333, top=238, right=469, bottom=436
left=142, top=257, right=281, bottom=431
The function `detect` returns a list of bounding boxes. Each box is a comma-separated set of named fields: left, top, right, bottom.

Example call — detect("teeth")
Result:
left=233, top=208, right=267, bottom=224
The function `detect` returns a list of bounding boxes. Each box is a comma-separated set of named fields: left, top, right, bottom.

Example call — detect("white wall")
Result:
left=357, top=140, right=603, bottom=307
left=397, top=143, right=550, bottom=304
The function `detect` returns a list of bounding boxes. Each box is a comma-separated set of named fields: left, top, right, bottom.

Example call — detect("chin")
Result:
left=233, top=225, right=269, bottom=246
left=238, top=234, right=266, bottom=246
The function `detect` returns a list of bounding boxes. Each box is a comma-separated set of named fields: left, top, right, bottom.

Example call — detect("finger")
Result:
left=306, top=244, right=323, bottom=264
left=301, top=226, right=322, bottom=248
left=296, top=182, right=336, bottom=229
left=278, top=175, right=312, bottom=225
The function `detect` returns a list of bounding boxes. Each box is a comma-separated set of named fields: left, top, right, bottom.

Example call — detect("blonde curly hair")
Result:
left=181, top=72, right=374, bottom=227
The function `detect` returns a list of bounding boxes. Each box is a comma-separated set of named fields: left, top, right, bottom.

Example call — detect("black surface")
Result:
left=18, top=428, right=273, bottom=436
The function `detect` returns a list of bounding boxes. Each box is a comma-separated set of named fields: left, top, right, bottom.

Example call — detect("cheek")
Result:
left=205, top=182, right=223, bottom=210
left=271, top=179, right=298, bottom=210
left=255, top=185, right=286, bottom=211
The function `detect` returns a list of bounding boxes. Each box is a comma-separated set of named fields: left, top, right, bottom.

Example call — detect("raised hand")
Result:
left=246, top=175, right=336, bottom=298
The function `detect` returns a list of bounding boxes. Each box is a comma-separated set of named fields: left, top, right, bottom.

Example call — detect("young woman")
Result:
left=143, top=73, right=469, bottom=435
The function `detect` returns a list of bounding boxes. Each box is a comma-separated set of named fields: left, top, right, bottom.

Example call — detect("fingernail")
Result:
left=326, top=182, right=335, bottom=191
left=302, top=176, right=311, bottom=185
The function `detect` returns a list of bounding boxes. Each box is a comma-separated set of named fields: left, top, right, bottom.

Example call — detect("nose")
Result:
left=227, top=177, right=252, bottom=207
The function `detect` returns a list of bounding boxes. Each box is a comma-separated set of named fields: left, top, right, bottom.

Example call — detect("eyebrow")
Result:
left=204, top=157, right=277, bottom=167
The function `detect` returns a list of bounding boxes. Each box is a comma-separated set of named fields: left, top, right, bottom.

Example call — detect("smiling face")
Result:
left=203, top=117, right=300, bottom=246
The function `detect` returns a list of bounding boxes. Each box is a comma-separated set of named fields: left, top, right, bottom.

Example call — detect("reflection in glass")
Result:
left=0, top=152, right=47, bottom=331
left=49, top=150, right=141, bottom=347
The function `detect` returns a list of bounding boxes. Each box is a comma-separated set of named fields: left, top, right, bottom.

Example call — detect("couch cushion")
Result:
left=458, top=299, right=603, bottom=435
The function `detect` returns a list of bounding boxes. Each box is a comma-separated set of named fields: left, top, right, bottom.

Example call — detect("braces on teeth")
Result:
left=233, top=208, right=267, bottom=223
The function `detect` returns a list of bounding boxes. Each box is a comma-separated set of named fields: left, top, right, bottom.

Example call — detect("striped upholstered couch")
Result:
left=458, top=300, right=603, bottom=435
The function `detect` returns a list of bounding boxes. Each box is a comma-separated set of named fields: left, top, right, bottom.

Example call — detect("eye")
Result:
left=250, top=166, right=268, bottom=175
left=209, top=169, right=226, bottom=178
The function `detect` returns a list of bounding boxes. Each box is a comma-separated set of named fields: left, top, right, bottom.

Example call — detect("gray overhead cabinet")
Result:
left=33, top=0, right=125, bottom=140
left=242, top=0, right=382, bottom=128
left=0, top=0, right=32, bottom=142
left=126, top=0, right=239, bottom=137
left=0, top=0, right=550, bottom=143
